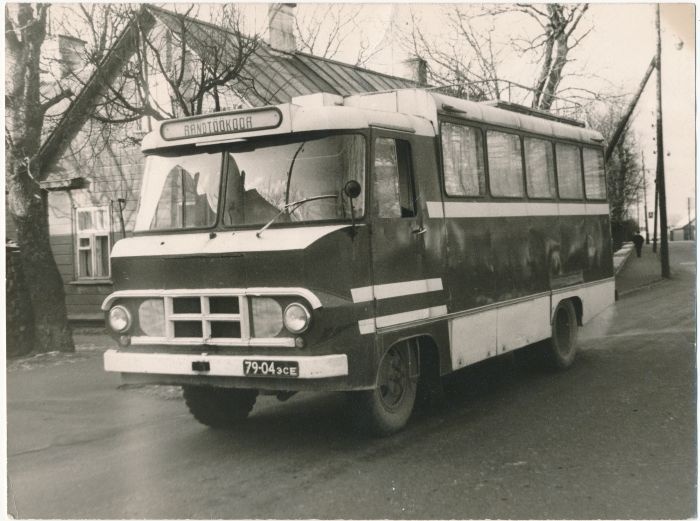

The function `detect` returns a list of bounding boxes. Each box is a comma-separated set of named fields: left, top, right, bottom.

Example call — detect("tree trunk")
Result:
left=7, top=160, right=74, bottom=353
left=6, top=4, right=74, bottom=354
left=538, top=35, right=568, bottom=111
left=6, top=241, right=35, bottom=358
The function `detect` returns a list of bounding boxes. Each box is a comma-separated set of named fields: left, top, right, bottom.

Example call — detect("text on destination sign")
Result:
left=161, top=108, right=282, bottom=140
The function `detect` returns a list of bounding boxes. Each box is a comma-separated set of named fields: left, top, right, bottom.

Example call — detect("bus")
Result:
left=103, top=89, right=614, bottom=436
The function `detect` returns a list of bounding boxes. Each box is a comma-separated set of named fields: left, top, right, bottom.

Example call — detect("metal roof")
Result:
left=148, top=6, right=420, bottom=107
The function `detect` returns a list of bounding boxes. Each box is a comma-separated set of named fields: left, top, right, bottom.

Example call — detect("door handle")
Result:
left=412, top=226, right=427, bottom=235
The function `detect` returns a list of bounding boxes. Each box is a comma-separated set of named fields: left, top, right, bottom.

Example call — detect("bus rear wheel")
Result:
left=544, top=299, right=579, bottom=369
left=182, top=385, right=258, bottom=428
left=351, top=342, right=417, bottom=436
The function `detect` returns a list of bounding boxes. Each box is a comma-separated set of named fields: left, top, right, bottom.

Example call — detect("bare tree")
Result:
left=65, top=4, right=263, bottom=127
left=6, top=4, right=75, bottom=353
left=404, top=6, right=505, bottom=100
left=402, top=4, right=593, bottom=109
left=294, top=4, right=384, bottom=67
left=514, top=4, right=591, bottom=110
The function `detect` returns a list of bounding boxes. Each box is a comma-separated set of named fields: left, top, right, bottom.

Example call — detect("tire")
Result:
left=351, top=342, right=418, bottom=436
left=543, top=299, right=579, bottom=370
left=182, top=386, right=258, bottom=428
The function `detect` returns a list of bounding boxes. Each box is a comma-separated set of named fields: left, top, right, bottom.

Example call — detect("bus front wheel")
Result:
left=182, top=385, right=258, bottom=428
left=351, top=342, right=417, bottom=436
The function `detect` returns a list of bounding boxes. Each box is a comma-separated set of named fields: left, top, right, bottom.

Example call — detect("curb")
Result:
left=617, top=277, right=666, bottom=297
left=613, top=243, right=635, bottom=275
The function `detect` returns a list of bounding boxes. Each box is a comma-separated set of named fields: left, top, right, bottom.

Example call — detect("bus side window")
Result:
left=487, top=130, right=524, bottom=198
left=373, top=138, right=416, bottom=218
left=440, top=122, right=485, bottom=197
left=524, top=137, right=556, bottom=199
left=582, top=148, right=607, bottom=200
left=555, top=143, right=584, bottom=199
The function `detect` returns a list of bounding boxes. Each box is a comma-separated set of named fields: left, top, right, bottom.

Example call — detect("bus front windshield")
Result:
left=134, top=134, right=366, bottom=232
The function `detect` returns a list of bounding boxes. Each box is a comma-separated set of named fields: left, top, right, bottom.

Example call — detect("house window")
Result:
left=76, top=206, right=111, bottom=279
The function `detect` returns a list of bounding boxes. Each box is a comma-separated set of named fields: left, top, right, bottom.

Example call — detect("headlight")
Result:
left=251, top=297, right=283, bottom=338
left=109, top=305, right=132, bottom=333
left=283, top=303, right=311, bottom=334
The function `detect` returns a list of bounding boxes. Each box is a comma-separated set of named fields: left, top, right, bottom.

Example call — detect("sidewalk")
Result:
left=615, top=242, right=666, bottom=295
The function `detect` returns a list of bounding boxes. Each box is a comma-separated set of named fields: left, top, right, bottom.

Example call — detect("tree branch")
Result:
left=40, top=89, right=74, bottom=114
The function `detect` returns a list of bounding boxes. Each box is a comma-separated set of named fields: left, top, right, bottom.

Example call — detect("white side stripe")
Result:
left=426, top=201, right=445, bottom=218
left=351, top=278, right=443, bottom=303
left=426, top=201, right=609, bottom=219
left=358, top=305, right=448, bottom=335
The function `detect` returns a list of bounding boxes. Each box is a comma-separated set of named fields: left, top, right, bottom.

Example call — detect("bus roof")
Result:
left=344, top=90, right=604, bottom=145
left=142, top=89, right=604, bottom=152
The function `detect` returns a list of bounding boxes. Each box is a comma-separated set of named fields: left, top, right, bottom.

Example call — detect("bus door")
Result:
left=364, top=130, right=446, bottom=335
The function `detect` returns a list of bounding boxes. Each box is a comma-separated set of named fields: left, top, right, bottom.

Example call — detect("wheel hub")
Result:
left=378, top=348, right=408, bottom=409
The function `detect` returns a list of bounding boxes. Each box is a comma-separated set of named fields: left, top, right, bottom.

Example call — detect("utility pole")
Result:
left=653, top=181, right=659, bottom=252
left=655, top=4, right=671, bottom=277
left=642, top=153, right=650, bottom=243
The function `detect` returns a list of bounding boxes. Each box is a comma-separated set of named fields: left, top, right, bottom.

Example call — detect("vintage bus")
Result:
left=103, top=89, right=614, bottom=435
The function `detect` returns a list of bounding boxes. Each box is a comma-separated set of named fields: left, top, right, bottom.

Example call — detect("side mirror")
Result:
left=344, top=180, right=362, bottom=199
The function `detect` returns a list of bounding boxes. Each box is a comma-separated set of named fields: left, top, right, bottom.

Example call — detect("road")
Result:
left=7, top=242, right=696, bottom=519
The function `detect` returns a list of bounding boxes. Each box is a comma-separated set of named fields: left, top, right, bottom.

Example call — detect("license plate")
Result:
left=243, top=360, right=299, bottom=378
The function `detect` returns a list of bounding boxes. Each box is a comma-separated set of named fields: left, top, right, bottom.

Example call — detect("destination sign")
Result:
left=160, top=108, right=283, bottom=141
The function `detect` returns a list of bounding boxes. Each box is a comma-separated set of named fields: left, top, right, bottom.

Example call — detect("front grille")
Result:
left=167, top=295, right=246, bottom=341
left=131, top=291, right=295, bottom=348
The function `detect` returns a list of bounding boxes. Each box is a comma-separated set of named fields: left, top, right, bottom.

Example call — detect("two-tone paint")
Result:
left=103, top=89, right=615, bottom=393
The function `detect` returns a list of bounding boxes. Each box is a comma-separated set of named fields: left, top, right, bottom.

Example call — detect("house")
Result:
left=670, top=218, right=695, bottom=241
left=33, top=4, right=423, bottom=323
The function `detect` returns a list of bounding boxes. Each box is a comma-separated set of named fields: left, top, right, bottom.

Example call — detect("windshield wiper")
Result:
left=256, top=194, right=338, bottom=238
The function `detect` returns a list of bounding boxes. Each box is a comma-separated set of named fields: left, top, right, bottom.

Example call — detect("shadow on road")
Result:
left=183, top=352, right=576, bottom=448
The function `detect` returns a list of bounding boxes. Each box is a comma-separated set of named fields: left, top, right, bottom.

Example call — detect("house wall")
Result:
left=48, top=122, right=145, bottom=320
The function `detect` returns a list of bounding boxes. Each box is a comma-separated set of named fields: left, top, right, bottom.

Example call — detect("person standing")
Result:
left=632, top=231, right=645, bottom=257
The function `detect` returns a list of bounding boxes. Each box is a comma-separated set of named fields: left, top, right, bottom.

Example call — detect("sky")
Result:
left=241, top=3, right=695, bottom=229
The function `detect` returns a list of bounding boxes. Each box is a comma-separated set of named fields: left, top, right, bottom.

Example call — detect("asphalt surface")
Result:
left=6, top=242, right=696, bottom=519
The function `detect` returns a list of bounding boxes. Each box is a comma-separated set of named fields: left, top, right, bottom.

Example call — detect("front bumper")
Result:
left=103, top=349, right=349, bottom=379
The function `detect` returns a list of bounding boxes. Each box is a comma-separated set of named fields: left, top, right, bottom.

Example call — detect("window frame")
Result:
left=485, top=128, right=526, bottom=199
left=438, top=119, right=487, bottom=199
left=372, top=135, right=417, bottom=219
left=136, top=149, right=226, bottom=234
left=554, top=142, right=585, bottom=201
left=220, top=130, right=369, bottom=230
left=582, top=146, right=608, bottom=201
left=523, top=136, right=557, bottom=200
left=74, top=205, right=112, bottom=281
